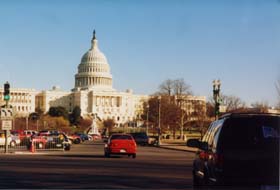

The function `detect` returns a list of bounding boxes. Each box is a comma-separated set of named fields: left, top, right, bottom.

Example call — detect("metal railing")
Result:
left=0, top=134, right=70, bottom=153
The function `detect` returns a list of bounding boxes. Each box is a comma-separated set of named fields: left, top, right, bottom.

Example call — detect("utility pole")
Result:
left=146, top=104, right=149, bottom=134
left=158, top=96, right=161, bottom=146
left=2, top=82, right=12, bottom=153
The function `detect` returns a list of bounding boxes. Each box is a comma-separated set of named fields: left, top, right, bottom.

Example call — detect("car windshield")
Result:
left=110, top=135, right=132, bottom=140
left=220, top=116, right=279, bottom=151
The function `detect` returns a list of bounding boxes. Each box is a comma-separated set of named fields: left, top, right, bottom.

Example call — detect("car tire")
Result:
left=74, top=138, right=81, bottom=144
left=132, top=153, right=136, bottom=159
left=104, top=152, right=110, bottom=158
left=64, top=145, right=70, bottom=151
left=10, top=141, right=16, bottom=148
left=192, top=170, right=200, bottom=187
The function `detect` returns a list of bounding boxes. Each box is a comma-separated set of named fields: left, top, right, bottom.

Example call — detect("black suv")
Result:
left=187, top=113, right=279, bottom=188
left=129, top=132, right=149, bottom=146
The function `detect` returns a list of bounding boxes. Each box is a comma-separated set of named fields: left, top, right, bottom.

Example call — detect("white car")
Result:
left=0, top=133, right=20, bottom=147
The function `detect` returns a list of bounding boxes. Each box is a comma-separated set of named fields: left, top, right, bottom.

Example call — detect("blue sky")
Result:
left=0, top=0, right=279, bottom=106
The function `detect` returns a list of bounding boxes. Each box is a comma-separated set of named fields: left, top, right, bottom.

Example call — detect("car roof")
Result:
left=219, top=112, right=280, bottom=120
left=110, top=133, right=133, bottom=137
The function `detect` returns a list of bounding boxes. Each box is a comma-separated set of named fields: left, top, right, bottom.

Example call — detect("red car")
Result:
left=104, top=134, right=137, bottom=158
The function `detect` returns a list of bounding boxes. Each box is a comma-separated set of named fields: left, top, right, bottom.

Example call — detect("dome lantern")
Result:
left=73, top=30, right=114, bottom=92
left=91, top=30, right=98, bottom=50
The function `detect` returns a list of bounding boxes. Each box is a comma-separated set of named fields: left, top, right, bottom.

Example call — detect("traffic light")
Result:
left=215, top=102, right=220, bottom=116
left=4, top=82, right=10, bottom=101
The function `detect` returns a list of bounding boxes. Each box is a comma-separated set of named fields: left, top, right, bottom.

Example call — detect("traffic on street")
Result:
left=0, top=140, right=195, bottom=189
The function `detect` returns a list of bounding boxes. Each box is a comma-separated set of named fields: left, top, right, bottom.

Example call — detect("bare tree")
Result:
left=191, top=101, right=211, bottom=139
left=103, top=119, right=116, bottom=135
left=221, top=95, right=246, bottom=112
left=173, top=78, right=192, bottom=96
left=176, top=100, right=189, bottom=139
left=158, top=78, right=192, bottom=96
left=158, top=79, right=173, bottom=95
left=251, top=101, right=269, bottom=113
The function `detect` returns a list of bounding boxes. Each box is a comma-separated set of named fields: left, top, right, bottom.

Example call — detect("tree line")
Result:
left=14, top=77, right=279, bottom=135
left=142, top=78, right=279, bottom=139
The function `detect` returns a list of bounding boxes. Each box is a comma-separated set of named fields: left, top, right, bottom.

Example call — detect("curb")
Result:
left=157, top=145, right=197, bottom=153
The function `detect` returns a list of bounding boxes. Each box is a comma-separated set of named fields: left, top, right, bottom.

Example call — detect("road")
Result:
left=0, top=141, right=195, bottom=189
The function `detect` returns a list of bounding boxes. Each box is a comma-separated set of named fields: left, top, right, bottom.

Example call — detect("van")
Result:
left=187, top=113, right=279, bottom=188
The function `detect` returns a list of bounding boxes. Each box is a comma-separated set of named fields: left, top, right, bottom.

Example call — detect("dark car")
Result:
left=187, top=113, right=279, bottom=188
left=75, top=132, right=89, bottom=142
left=129, top=132, right=149, bottom=146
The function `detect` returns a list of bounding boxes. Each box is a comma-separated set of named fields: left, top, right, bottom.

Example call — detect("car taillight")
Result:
left=111, top=143, right=118, bottom=147
left=129, top=143, right=135, bottom=147
left=199, top=151, right=209, bottom=160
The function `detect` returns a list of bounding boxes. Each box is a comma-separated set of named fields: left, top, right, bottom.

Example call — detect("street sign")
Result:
left=0, top=108, right=13, bottom=119
left=1, top=120, right=12, bottom=130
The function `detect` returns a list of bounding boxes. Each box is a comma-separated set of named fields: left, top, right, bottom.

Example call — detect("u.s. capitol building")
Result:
left=0, top=31, right=206, bottom=126
left=35, top=31, right=148, bottom=126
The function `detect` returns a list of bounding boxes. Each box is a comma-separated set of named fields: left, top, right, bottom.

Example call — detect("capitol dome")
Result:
left=74, top=30, right=114, bottom=91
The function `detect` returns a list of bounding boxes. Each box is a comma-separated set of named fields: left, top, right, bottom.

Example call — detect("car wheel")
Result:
left=193, top=169, right=208, bottom=187
left=10, top=141, right=16, bottom=147
left=132, top=153, right=136, bottom=159
left=64, top=145, right=70, bottom=151
left=193, top=170, right=200, bottom=187
left=104, top=152, right=110, bottom=158
left=74, top=138, right=81, bottom=144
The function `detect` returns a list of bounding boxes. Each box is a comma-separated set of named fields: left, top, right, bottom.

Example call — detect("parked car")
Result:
left=44, top=133, right=71, bottom=151
left=0, top=132, right=20, bottom=147
left=31, top=131, right=71, bottom=151
left=29, top=135, right=48, bottom=149
left=187, top=113, right=279, bottom=188
left=91, top=134, right=101, bottom=141
left=61, top=133, right=71, bottom=151
left=68, top=134, right=82, bottom=144
left=74, top=132, right=89, bottom=142
left=147, top=135, right=158, bottom=146
left=11, top=130, right=36, bottom=146
left=104, top=134, right=137, bottom=158
left=129, top=132, right=149, bottom=146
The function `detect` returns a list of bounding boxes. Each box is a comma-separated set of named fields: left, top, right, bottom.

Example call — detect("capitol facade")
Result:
left=35, top=31, right=148, bottom=126
left=0, top=30, right=207, bottom=126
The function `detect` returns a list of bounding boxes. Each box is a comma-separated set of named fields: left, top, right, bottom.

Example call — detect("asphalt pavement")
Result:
left=159, top=139, right=198, bottom=153
left=0, top=140, right=195, bottom=189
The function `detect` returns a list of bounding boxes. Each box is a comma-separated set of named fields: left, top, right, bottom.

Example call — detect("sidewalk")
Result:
left=158, top=139, right=198, bottom=153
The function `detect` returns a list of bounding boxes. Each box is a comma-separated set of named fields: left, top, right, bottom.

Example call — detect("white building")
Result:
left=36, top=31, right=148, bottom=126
left=0, top=88, right=37, bottom=117
left=2, top=30, right=206, bottom=127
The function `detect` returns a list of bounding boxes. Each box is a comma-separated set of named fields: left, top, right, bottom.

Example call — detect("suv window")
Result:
left=203, top=119, right=224, bottom=152
left=219, top=116, right=279, bottom=151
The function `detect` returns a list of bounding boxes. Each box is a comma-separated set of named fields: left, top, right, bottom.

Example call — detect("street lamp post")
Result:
left=212, top=79, right=221, bottom=120
left=26, top=116, right=29, bottom=130
left=180, top=100, right=184, bottom=140
left=158, top=96, right=161, bottom=146
left=146, top=104, right=149, bottom=134
left=177, top=97, right=184, bottom=140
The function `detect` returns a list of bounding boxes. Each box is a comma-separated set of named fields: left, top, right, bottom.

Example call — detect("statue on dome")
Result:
left=93, top=30, right=96, bottom=39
